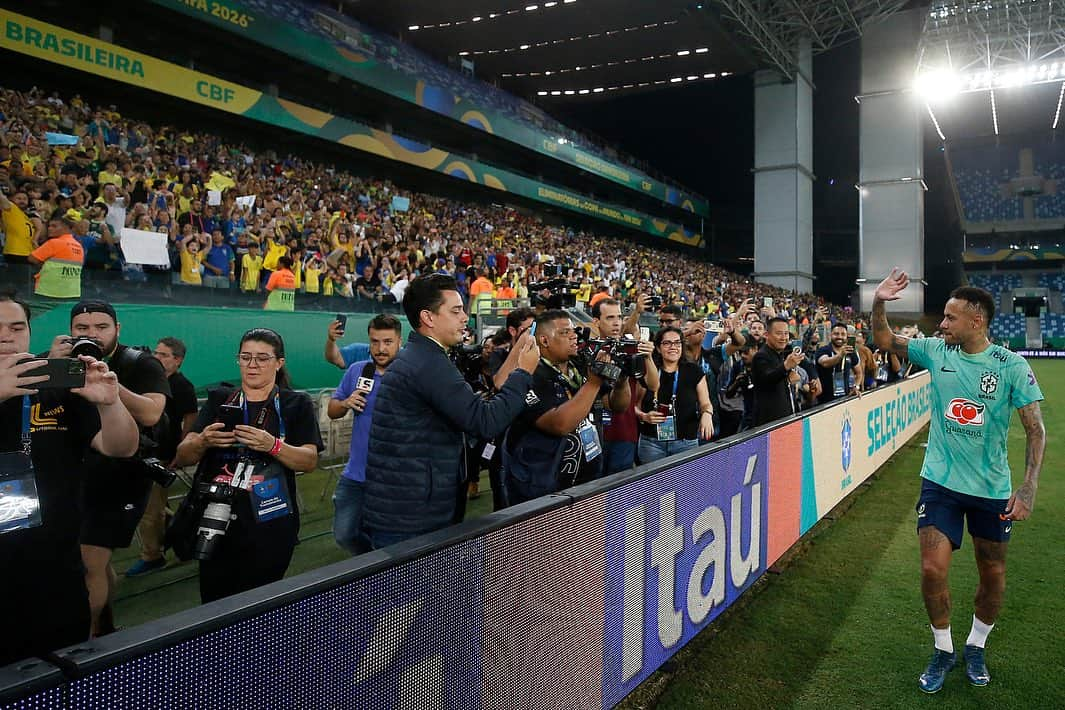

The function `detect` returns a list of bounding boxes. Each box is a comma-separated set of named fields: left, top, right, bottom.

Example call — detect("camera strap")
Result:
left=21, top=395, right=31, bottom=455
left=652, top=369, right=680, bottom=410
left=540, top=358, right=583, bottom=395
left=230, top=387, right=286, bottom=442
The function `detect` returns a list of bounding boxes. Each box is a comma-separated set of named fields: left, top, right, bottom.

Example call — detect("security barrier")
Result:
left=0, top=373, right=931, bottom=709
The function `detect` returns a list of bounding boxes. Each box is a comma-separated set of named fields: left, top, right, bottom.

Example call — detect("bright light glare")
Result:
left=914, top=70, right=961, bottom=100
left=408, top=25, right=420, bottom=30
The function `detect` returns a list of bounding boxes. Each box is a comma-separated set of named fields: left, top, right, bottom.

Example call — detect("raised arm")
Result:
left=1005, top=401, right=1046, bottom=521
left=871, top=268, right=912, bottom=357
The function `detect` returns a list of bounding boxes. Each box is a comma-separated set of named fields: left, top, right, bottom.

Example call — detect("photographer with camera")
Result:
left=363, top=274, right=539, bottom=550
left=327, top=315, right=402, bottom=555
left=594, top=297, right=658, bottom=475
left=0, top=292, right=138, bottom=666
left=488, top=307, right=537, bottom=391
left=171, top=328, right=323, bottom=602
left=45, top=301, right=171, bottom=637
left=504, top=310, right=628, bottom=504
left=634, top=327, right=714, bottom=464
left=725, top=340, right=760, bottom=432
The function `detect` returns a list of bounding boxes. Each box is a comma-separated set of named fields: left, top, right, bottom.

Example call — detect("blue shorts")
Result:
left=916, top=478, right=1012, bottom=550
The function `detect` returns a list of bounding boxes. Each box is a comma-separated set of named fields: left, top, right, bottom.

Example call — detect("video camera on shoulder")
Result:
left=571, top=328, right=638, bottom=388
left=451, top=343, right=486, bottom=383
left=529, top=277, right=578, bottom=309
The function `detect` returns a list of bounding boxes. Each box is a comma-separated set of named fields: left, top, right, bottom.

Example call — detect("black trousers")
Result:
left=4, top=568, right=90, bottom=666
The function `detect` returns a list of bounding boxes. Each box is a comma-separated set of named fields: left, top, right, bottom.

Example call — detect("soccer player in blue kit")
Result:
left=872, top=269, right=1046, bottom=693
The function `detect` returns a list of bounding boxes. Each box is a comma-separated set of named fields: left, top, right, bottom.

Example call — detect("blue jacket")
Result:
left=365, top=332, right=532, bottom=534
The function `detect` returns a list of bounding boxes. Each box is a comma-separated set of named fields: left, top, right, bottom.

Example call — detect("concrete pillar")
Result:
left=753, top=39, right=814, bottom=294
left=857, top=9, right=925, bottom=314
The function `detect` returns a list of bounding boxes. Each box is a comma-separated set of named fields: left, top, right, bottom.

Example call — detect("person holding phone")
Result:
left=326, top=315, right=402, bottom=555
left=172, top=328, right=323, bottom=602
left=0, top=292, right=138, bottom=666
left=815, top=323, right=863, bottom=404
left=635, top=326, right=714, bottom=463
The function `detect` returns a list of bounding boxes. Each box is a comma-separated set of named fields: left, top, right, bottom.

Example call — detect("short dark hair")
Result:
left=534, top=308, right=571, bottom=333
left=158, top=336, right=187, bottom=359
left=950, top=286, right=996, bottom=322
left=403, top=273, right=458, bottom=330
left=591, top=298, right=621, bottom=319
left=368, top=313, right=402, bottom=335
left=505, top=306, right=536, bottom=331
left=766, top=316, right=790, bottom=331
left=659, top=304, right=684, bottom=318
left=490, top=330, right=512, bottom=347
left=0, top=289, right=31, bottom=323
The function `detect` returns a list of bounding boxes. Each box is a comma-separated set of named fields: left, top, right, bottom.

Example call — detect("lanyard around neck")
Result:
left=232, top=387, right=286, bottom=441
left=21, top=396, right=32, bottom=455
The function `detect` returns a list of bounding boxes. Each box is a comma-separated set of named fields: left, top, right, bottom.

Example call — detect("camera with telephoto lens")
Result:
left=65, top=336, right=104, bottom=360
left=193, top=480, right=236, bottom=561
left=140, top=457, right=178, bottom=488
left=528, top=278, right=578, bottom=309
left=451, top=343, right=485, bottom=381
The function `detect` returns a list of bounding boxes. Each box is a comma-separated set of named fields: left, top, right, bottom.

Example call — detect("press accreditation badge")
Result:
left=0, top=452, right=43, bottom=534
left=577, top=418, right=601, bottom=462
left=833, top=370, right=847, bottom=397
left=656, top=415, right=678, bottom=442
left=250, top=470, right=292, bottom=523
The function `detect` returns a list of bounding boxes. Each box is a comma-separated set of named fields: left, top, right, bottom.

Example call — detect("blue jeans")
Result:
left=332, top=477, right=365, bottom=555
left=602, top=440, right=637, bottom=476
left=638, top=437, right=699, bottom=465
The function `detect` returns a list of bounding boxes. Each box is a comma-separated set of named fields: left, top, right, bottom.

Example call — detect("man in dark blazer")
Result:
left=750, top=317, right=805, bottom=427
left=363, top=274, right=539, bottom=550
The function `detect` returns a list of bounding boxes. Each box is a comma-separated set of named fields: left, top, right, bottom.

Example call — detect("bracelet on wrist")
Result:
left=269, top=437, right=283, bottom=456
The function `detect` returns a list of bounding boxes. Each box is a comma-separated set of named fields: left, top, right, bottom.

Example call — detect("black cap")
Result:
left=70, top=300, right=117, bottom=325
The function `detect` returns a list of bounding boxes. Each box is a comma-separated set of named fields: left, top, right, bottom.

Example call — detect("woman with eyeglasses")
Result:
left=173, top=328, right=323, bottom=603
left=634, top=326, right=714, bottom=464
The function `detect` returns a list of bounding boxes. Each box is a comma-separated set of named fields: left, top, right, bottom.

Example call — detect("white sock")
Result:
left=932, top=625, right=954, bottom=653
left=966, top=615, right=994, bottom=648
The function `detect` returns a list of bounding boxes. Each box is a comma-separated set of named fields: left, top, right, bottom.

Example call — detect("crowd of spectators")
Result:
left=1, top=85, right=852, bottom=324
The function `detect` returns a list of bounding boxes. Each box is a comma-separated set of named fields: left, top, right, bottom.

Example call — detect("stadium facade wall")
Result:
left=0, top=374, right=932, bottom=709
left=0, top=9, right=702, bottom=247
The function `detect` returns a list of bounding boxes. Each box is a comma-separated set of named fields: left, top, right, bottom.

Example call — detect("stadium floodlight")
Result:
left=526, top=4, right=539, bottom=10
left=914, top=69, right=960, bottom=101
left=520, top=44, right=531, bottom=50
left=579, top=89, right=590, bottom=94
left=551, top=90, right=562, bottom=95
left=564, top=90, right=576, bottom=94
left=686, top=75, right=699, bottom=80
left=593, top=87, right=605, bottom=92
left=544, top=1, right=558, bottom=5
left=408, top=25, right=420, bottom=30
left=538, top=90, right=548, bottom=95
left=472, top=16, right=482, bottom=22
left=695, top=48, right=709, bottom=53
left=677, top=50, right=691, bottom=56
left=670, top=77, right=683, bottom=83
left=704, top=73, right=716, bottom=78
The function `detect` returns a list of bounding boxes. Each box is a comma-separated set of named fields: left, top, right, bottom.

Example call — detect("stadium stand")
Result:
left=0, top=85, right=847, bottom=323
left=234, top=0, right=698, bottom=202
left=950, top=135, right=1065, bottom=223
left=989, top=312, right=1026, bottom=346
left=1037, top=271, right=1065, bottom=291
left=1041, top=312, right=1065, bottom=346
left=966, top=271, right=1022, bottom=293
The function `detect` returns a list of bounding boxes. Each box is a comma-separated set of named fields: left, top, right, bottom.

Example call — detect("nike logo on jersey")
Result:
left=940, top=366, right=957, bottom=373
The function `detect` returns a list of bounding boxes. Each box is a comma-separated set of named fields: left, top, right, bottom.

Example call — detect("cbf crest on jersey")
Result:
left=979, top=371, right=999, bottom=396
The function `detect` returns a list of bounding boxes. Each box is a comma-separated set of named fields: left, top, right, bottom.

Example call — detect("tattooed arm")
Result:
left=1005, top=401, right=1046, bottom=521
left=871, top=268, right=912, bottom=357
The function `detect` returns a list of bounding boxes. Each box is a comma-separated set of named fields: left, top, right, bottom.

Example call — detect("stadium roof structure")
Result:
left=915, top=0, right=1065, bottom=140
left=344, top=0, right=913, bottom=101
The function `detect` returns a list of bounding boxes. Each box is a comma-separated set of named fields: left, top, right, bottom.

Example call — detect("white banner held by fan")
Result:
left=119, top=228, right=171, bottom=266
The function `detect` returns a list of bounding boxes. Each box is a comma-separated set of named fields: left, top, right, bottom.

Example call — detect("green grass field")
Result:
left=622, top=360, right=1064, bottom=710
